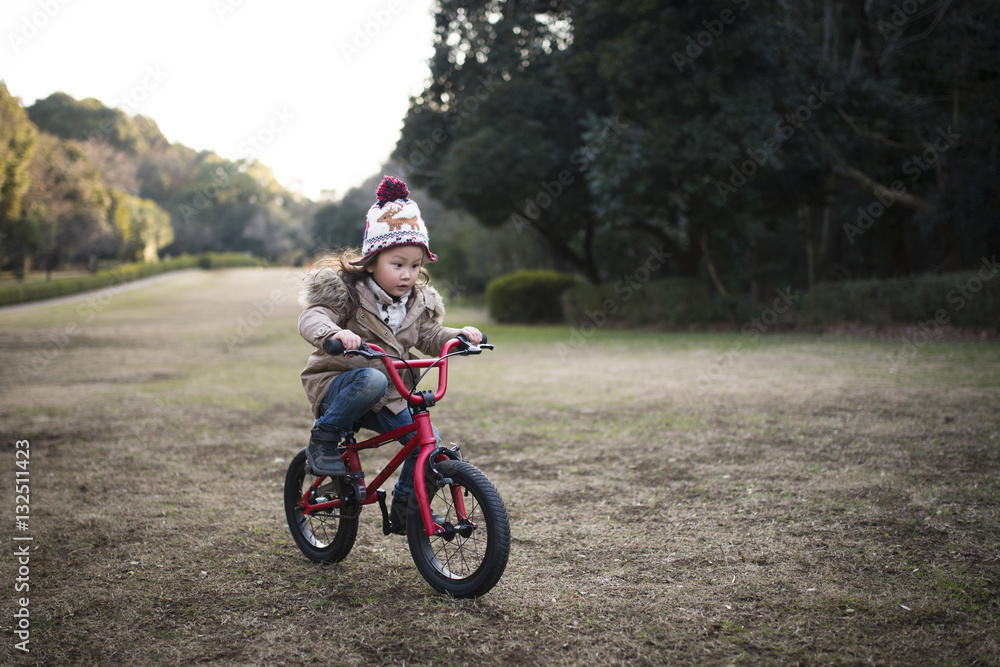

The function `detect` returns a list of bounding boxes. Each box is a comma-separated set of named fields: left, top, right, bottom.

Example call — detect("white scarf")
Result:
left=367, top=277, right=410, bottom=335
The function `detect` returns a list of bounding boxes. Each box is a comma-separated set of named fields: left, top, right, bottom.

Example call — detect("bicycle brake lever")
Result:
left=456, top=333, right=490, bottom=354
left=346, top=342, right=383, bottom=360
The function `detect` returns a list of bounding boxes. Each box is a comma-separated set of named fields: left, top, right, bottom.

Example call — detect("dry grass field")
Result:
left=1, top=267, right=998, bottom=665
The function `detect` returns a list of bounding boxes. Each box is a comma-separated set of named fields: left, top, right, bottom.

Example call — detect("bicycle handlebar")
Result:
left=323, top=333, right=489, bottom=357
left=321, top=332, right=491, bottom=405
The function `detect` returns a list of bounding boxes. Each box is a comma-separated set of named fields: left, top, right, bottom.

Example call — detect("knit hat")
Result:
left=351, top=176, right=437, bottom=264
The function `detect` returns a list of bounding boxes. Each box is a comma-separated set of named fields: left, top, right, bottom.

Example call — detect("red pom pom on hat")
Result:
left=375, top=175, right=410, bottom=207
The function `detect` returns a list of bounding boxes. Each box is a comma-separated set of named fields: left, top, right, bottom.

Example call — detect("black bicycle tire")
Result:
left=406, top=460, right=510, bottom=598
left=284, top=448, right=359, bottom=562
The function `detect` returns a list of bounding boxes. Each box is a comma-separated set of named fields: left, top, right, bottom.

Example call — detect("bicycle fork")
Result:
left=411, top=409, right=474, bottom=537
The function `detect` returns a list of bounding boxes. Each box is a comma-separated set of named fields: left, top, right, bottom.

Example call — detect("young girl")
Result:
left=297, top=176, right=482, bottom=534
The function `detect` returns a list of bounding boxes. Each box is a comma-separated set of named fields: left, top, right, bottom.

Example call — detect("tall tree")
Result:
left=395, top=1, right=604, bottom=282
left=0, top=82, right=39, bottom=278
left=108, top=190, right=173, bottom=262
left=21, top=133, right=112, bottom=274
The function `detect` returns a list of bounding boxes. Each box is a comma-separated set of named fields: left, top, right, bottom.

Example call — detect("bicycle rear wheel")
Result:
left=284, top=448, right=358, bottom=562
left=406, top=460, right=510, bottom=598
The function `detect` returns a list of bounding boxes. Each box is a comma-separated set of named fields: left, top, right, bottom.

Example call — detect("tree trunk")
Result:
left=841, top=0, right=880, bottom=77
left=822, top=0, right=835, bottom=63
left=801, top=205, right=816, bottom=292
left=818, top=190, right=834, bottom=282
left=526, top=218, right=601, bottom=284
left=832, top=164, right=931, bottom=210
left=745, top=223, right=760, bottom=304
left=699, top=234, right=728, bottom=298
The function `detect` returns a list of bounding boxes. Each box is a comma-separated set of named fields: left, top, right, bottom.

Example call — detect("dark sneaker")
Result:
left=305, top=428, right=347, bottom=477
left=388, top=496, right=408, bottom=535
left=388, top=495, right=445, bottom=535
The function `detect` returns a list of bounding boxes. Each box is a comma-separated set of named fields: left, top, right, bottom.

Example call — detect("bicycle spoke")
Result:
left=427, top=490, right=487, bottom=578
left=285, top=449, right=360, bottom=563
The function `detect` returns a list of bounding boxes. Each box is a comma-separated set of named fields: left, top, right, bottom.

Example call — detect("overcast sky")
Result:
left=1, top=0, right=437, bottom=200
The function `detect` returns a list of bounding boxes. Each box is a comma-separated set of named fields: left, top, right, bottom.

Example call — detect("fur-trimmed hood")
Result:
left=298, top=267, right=350, bottom=312
left=297, top=266, right=459, bottom=417
left=298, top=267, right=446, bottom=325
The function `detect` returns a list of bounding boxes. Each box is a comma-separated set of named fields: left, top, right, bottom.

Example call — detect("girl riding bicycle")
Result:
left=297, top=175, right=482, bottom=534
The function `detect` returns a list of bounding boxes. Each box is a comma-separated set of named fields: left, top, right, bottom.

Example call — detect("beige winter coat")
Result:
left=298, top=267, right=461, bottom=417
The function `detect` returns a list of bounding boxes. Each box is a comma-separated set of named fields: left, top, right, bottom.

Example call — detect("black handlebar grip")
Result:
left=322, top=337, right=345, bottom=356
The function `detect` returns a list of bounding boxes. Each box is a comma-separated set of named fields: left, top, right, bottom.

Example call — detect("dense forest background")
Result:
left=2, top=0, right=998, bottom=305
left=393, top=0, right=1000, bottom=300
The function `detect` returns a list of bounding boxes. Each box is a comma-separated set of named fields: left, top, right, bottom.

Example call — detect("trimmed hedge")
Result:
left=560, top=270, right=999, bottom=329
left=0, top=253, right=266, bottom=307
left=560, top=269, right=1000, bottom=329
left=486, top=270, right=579, bottom=323
left=800, top=270, right=999, bottom=328
left=561, top=277, right=723, bottom=327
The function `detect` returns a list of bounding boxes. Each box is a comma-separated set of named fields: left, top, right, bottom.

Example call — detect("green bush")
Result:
left=0, top=253, right=266, bottom=307
left=205, top=252, right=268, bottom=269
left=486, top=270, right=579, bottom=323
left=801, top=271, right=999, bottom=327
left=562, top=277, right=724, bottom=327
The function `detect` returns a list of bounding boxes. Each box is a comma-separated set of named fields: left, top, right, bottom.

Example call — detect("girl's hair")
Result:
left=314, top=246, right=431, bottom=309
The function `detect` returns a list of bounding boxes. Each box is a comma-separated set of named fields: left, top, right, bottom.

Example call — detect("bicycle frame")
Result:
left=296, top=338, right=472, bottom=536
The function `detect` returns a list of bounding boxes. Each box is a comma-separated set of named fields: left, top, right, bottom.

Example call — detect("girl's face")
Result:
left=367, top=245, right=425, bottom=298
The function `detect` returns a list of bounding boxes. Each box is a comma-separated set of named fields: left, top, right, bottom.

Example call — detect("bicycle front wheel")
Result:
left=284, top=448, right=358, bottom=562
left=406, top=460, right=510, bottom=598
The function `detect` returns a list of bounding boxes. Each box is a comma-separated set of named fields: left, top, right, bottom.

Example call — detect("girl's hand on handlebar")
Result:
left=459, top=326, right=483, bottom=346
left=332, top=329, right=362, bottom=350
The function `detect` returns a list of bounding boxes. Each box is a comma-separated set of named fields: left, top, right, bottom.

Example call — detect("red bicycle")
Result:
left=284, top=334, right=510, bottom=598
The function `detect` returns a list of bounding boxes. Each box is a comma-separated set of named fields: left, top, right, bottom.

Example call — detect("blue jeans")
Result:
left=315, top=368, right=439, bottom=501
